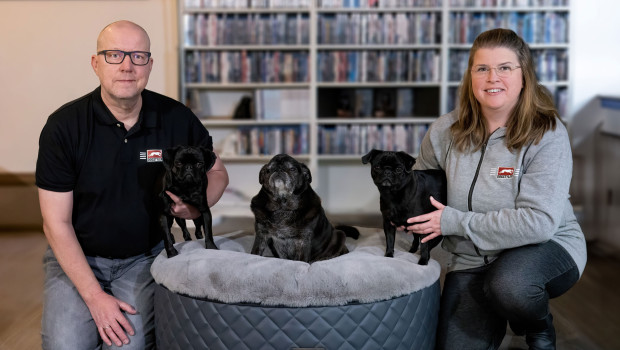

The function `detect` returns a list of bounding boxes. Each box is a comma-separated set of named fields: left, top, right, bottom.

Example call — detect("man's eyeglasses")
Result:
left=471, top=64, right=521, bottom=78
left=97, top=50, right=151, bottom=66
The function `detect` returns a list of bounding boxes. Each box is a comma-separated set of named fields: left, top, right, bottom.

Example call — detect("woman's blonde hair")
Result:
left=451, top=28, right=558, bottom=152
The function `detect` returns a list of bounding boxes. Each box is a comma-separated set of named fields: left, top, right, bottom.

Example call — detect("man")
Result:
left=36, top=20, right=228, bottom=349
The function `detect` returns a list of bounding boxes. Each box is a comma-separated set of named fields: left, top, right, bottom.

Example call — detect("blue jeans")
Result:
left=41, top=241, right=163, bottom=350
left=436, top=240, right=580, bottom=350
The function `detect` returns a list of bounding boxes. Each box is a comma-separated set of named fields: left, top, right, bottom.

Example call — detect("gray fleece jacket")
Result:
left=413, top=111, right=587, bottom=276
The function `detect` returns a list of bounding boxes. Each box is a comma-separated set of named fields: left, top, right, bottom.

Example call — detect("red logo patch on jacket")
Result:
left=494, top=167, right=517, bottom=179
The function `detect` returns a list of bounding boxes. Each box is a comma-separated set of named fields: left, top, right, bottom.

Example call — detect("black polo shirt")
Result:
left=36, top=86, right=212, bottom=258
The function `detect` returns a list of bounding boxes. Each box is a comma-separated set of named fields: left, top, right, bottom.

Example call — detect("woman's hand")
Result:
left=406, top=196, right=445, bottom=243
left=166, top=191, right=200, bottom=220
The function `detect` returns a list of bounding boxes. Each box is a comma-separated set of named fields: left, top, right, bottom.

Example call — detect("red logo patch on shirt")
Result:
left=146, top=149, right=163, bottom=162
left=497, top=167, right=515, bottom=178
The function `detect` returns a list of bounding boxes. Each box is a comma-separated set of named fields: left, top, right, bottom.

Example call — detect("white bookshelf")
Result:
left=178, top=0, right=571, bottom=214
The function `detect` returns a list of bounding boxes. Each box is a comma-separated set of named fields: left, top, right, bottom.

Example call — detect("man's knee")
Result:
left=41, top=313, right=99, bottom=350
left=117, top=311, right=156, bottom=350
left=42, top=253, right=100, bottom=349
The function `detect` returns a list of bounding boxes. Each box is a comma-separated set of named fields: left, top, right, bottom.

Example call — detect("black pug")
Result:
left=362, top=149, right=446, bottom=265
left=160, top=145, right=217, bottom=258
left=251, top=154, right=359, bottom=263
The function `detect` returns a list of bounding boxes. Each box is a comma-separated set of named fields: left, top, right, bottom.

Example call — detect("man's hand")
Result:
left=85, top=290, right=136, bottom=347
left=166, top=191, right=200, bottom=220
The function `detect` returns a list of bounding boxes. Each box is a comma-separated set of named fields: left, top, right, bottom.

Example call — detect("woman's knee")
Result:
left=484, top=266, right=548, bottom=319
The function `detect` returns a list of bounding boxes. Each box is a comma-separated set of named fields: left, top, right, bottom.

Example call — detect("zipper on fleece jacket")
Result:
left=468, top=142, right=490, bottom=264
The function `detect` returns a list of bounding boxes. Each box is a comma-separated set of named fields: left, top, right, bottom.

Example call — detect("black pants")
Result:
left=436, top=241, right=580, bottom=350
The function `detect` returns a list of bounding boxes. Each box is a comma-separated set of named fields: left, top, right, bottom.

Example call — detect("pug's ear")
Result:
left=300, top=162, right=312, bottom=184
left=258, top=163, right=267, bottom=185
left=396, top=151, right=416, bottom=171
left=361, top=149, right=382, bottom=164
left=200, top=146, right=217, bottom=171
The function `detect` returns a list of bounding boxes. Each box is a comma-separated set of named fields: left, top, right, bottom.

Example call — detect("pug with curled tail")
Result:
left=362, top=149, right=446, bottom=265
left=251, top=154, right=359, bottom=263
left=160, top=145, right=217, bottom=258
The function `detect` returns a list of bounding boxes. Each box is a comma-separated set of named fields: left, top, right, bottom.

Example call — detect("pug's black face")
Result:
left=172, top=150, right=206, bottom=183
left=163, top=145, right=216, bottom=186
left=362, top=149, right=416, bottom=190
left=259, top=154, right=311, bottom=198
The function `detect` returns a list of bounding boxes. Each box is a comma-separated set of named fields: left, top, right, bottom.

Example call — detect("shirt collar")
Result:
left=92, top=86, right=160, bottom=130
left=139, top=89, right=159, bottom=129
left=489, top=126, right=506, bottom=141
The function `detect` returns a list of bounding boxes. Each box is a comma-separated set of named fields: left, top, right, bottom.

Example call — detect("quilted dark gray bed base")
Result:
left=155, top=280, right=440, bottom=350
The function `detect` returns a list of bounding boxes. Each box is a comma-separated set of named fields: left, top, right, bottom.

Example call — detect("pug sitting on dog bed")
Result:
left=160, top=145, right=217, bottom=258
left=251, top=154, right=359, bottom=263
left=362, top=149, right=446, bottom=265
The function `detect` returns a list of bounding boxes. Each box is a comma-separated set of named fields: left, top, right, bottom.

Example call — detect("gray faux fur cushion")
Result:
left=150, top=227, right=441, bottom=307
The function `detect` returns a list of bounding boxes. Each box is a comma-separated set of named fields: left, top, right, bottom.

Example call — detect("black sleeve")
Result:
left=35, top=112, right=78, bottom=192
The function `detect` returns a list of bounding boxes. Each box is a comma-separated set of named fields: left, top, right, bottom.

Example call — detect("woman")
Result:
left=405, top=28, right=587, bottom=350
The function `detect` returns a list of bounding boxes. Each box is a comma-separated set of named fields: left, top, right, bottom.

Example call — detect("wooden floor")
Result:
left=1, top=225, right=619, bottom=350
left=0, top=231, right=48, bottom=350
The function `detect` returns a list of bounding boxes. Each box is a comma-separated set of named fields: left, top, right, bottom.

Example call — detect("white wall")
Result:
left=0, top=0, right=178, bottom=173
left=0, top=0, right=619, bottom=174
left=571, top=1, right=620, bottom=116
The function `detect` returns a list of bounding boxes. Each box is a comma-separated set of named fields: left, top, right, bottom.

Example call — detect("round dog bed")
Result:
left=151, top=227, right=441, bottom=350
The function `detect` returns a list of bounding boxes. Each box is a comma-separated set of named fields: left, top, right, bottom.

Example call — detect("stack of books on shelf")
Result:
left=317, top=50, right=440, bottom=83
left=185, top=51, right=310, bottom=83
left=317, top=12, right=439, bottom=45
left=235, top=125, right=309, bottom=156
left=547, top=86, right=568, bottom=117
left=533, top=49, right=568, bottom=81
left=318, top=0, right=442, bottom=8
left=186, top=0, right=311, bottom=8
left=184, top=13, right=310, bottom=46
left=450, top=0, right=569, bottom=6
left=318, top=124, right=429, bottom=155
left=449, top=11, right=568, bottom=45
